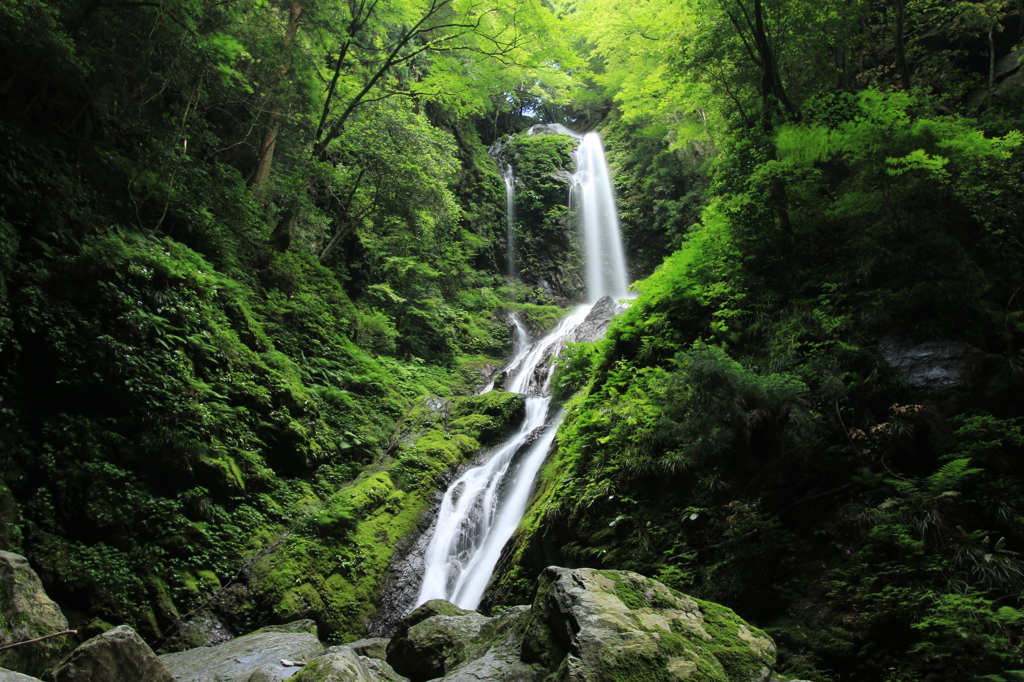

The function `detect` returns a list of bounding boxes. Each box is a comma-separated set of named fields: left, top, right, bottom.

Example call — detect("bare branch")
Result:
left=0, top=630, right=77, bottom=653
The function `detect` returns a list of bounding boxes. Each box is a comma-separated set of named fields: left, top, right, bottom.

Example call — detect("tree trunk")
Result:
left=250, top=0, right=303, bottom=192
left=893, top=0, right=912, bottom=90
left=988, top=20, right=996, bottom=99
left=251, top=121, right=279, bottom=190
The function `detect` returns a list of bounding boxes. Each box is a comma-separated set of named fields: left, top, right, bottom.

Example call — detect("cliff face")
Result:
left=494, top=129, right=584, bottom=303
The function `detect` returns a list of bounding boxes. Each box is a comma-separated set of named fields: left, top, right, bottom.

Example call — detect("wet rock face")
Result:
left=0, top=552, right=72, bottom=677
left=383, top=567, right=776, bottom=682
left=160, top=627, right=323, bottom=682
left=569, top=296, right=626, bottom=344
left=878, top=336, right=985, bottom=391
left=46, top=625, right=174, bottom=682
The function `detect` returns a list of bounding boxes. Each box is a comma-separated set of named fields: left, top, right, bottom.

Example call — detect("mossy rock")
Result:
left=382, top=569, right=774, bottom=682
left=47, top=625, right=174, bottom=682
left=449, top=392, right=525, bottom=445
left=0, top=552, right=73, bottom=677
left=522, top=567, right=776, bottom=682
left=386, top=600, right=488, bottom=681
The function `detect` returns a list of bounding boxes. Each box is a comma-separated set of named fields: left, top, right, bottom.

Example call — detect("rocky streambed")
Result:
left=2, top=550, right=805, bottom=682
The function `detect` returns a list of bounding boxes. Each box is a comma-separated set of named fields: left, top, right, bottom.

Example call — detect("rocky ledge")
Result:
left=2, top=560, right=799, bottom=682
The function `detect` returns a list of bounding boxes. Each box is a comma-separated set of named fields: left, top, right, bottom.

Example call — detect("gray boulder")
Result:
left=386, top=600, right=488, bottom=680
left=46, top=625, right=173, bottom=682
left=435, top=607, right=541, bottom=682
left=160, top=627, right=323, bottom=682
left=0, top=552, right=73, bottom=677
left=522, top=567, right=776, bottom=682
left=568, top=296, right=626, bottom=344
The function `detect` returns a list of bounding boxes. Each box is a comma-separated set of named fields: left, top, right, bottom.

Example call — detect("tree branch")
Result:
left=0, top=630, right=77, bottom=653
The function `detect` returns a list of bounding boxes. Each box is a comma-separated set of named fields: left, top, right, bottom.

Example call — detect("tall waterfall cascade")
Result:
left=572, top=133, right=630, bottom=302
left=413, top=130, right=629, bottom=611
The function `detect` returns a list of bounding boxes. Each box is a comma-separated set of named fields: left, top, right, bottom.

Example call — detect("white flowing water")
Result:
left=571, top=132, right=630, bottom=302
left=414, top=132, right=628, bottom=611
left=415, top=307, right=591, bottom=609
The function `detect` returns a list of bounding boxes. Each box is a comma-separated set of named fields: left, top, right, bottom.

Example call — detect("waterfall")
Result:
left=413, top=130, right=628, bottom=612
left=503, top=164, right=518, bottom=281
left=571, top=132, right=629, bottom=302
left=415, top=306, right=592, bottom=610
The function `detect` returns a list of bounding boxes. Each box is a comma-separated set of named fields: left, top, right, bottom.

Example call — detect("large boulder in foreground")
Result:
left=386, top=600, right=488, bottom=680
left=160, top=621, right=323, bottom=682
left=0, top=552, right=72, bottom=677
left=45, top=625, right=173, bottom=682
left=523, top=567, right=775, bottom=682
left=387, top=600, right=537, bottom=682
left=385, top=567, right=776, bottom=682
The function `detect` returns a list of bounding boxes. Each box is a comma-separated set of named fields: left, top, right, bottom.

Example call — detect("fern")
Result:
left=927, top=457, right=983, bottom=495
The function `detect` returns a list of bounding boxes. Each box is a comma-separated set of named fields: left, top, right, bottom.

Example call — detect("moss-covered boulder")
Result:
left=290, top=646, right=406, bottom=682
left=0, top=552, right=72, bottom=677
left=426, top=606, right=539, bottom=682
left=45, top=625, right=173, bottom=682
left=386, top=600, right=488, bottom=680
left=383, top=568, right=774, bottom=682
left=522, top=567, right=776, bottom=682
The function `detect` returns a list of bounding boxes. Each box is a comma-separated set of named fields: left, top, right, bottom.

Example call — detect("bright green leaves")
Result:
left=776, top=90, right=1022, bottom=188
left=310, top=0, right=573, bottom=154
left=566, top=0, right=712, bottom=144
left=554, top=338, right=809, bottom=497
left=198, top=31, right=253, bottom=92
left=885, top=148, right=950, bottom=176
left=700, top=88, right=1024, bottom=348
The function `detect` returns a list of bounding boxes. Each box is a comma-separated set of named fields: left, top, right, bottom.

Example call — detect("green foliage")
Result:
left=248, top=391, right=525, bottom=641
left=496, top=68, right=1024, bottom=682
left=551, top=341, right=599, bottom=401
left=605, top=118, right=710, bottom=279
left=3, top=0, right=1024, bottom=676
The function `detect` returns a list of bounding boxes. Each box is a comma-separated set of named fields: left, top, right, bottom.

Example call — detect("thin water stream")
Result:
left=502, top=163, right=517, bottom=281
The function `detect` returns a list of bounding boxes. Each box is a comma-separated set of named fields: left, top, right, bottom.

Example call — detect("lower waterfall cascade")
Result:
left=411, top=130, right=629, bottom=611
